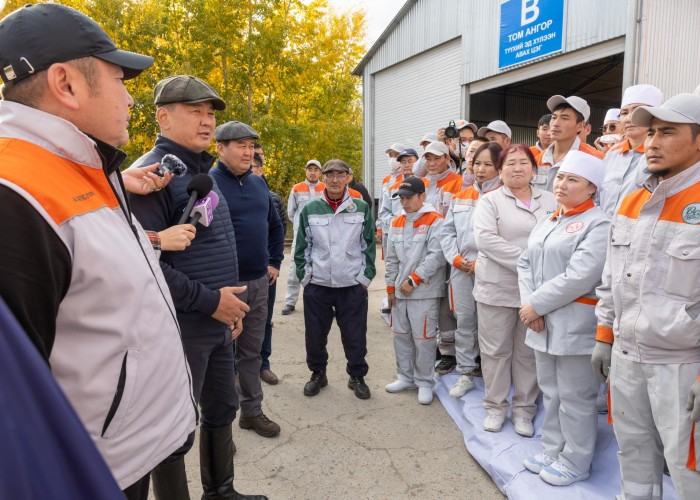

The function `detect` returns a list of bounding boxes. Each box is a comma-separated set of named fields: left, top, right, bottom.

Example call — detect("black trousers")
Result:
left=303, top=283, right=369, bottom=377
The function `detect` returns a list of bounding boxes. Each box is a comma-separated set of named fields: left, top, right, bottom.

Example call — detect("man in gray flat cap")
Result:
left=128, top=77, right=265, bottom=500
left=211, top=121, right=284, bottom=437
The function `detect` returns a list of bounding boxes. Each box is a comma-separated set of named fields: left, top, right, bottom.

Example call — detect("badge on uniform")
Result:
left=416, top=224, right=428, bottom=234
left=346, top=203, right=357, bottom=213
left=681, top=203, right=700, bottom=224
left=565, top=222, right=584, bottom=233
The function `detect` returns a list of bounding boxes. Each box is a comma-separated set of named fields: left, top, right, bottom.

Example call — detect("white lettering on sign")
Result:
left=521, top=0, right=540, bottom=26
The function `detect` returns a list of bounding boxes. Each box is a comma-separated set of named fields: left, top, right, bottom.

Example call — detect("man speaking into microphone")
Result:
left=127, top=75, right=264, bottom=500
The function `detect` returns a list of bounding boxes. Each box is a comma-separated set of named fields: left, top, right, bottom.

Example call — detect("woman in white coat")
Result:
left=473, top=144, right=557, bottom=436
left=518, top=150, right=609, bottom=486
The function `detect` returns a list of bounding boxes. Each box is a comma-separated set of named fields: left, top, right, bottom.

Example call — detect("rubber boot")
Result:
left=200, top=426, right=268, bottom=500
left=151, top=455, right=191, bottom=500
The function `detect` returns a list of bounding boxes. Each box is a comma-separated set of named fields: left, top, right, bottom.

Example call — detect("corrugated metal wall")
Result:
left=634, top=0, right=700, bottom=96
left=462, top=0, right=627, bottom=85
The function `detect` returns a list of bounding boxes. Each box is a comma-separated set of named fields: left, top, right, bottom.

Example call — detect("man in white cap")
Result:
left=447, top=120, right=479, bottom=171
left=594, top=108, right=622, bottom=154
left=414, top=133, right=438, bottom=177
left=535, top=95, right=604, bottom=192
left=377, top=149, right=422, bottom=236
left=477, top=120, right=512, bottom=148
left=281, top=159, right=324, bottom=315
left=599, top=84, right=664, bottom=217
left=593, top=93, right=700, bottom=499
left=376, top=142, right=406, bottom=254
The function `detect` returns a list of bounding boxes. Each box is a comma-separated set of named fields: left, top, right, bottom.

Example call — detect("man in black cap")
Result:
left=211, top=121, right=284, bottom=437
left=128, top=77, right=265, bottom=500
left=0, top=4, right=195, bottom=499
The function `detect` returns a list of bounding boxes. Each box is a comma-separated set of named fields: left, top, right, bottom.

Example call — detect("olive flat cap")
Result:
left=215, top=121, right=259, bottom=141
left=154, top=75, right=225, bottom=110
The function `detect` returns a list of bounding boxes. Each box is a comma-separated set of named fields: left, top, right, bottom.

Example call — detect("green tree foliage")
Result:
left=2, top=0, right=366, bottom=198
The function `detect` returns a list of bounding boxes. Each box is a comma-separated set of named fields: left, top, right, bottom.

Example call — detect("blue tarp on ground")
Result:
left=435, top=372, right=679, bottom=499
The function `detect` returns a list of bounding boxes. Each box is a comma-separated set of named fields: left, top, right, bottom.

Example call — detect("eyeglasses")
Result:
left=325, top=173, right=347, bottom=180
left=601, top=123, right=618, bottom=133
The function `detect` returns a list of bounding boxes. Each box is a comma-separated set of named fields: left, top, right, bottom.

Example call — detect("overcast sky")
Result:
left=327, top=0, right=406, bottom=45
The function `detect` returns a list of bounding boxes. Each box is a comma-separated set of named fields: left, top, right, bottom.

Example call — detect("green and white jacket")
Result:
left=294, top=190, right=376, bottom=288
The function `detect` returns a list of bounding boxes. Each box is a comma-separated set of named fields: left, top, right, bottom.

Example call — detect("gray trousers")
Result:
left=284, top=231, right=301, bottom=307
left=438, top=267, right=457, bottom=356
left=235, top=275, right=269, bottom=417
left=535, top=351, right=598, bottom=474
left=477, top=302, right=538, bottom=419
left=610, top=355, right=700, bottom=500
left=448, top=270, right=479, bottom=373
left=392, top=297, right=439, bottom=388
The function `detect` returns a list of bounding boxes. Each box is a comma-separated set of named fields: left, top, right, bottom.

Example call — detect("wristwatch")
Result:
left=407, top=277, right=415, bottom=287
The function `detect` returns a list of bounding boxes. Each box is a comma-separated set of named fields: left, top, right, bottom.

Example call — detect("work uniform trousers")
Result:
left=235, top=275, right=269, bottom=418
left=610, top=355, right=700, bottom=500
left=391, top=297, right=439, bottom=388
left=303, top=283, right=369, bottom=377
left=438, top=267, right=458, bottom=356
left=448, top=270, right=479, bottom=374
left=476, top=302, right=538, bottom=419
left=535, top=351, right=598, bottom=474
left=284, top=231, right=302, bottom=308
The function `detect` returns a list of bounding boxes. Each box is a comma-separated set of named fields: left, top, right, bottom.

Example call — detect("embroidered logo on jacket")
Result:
left=416, top=224, right=428, bottom=234
left=681, top=203, right=700, bottom=224
left=565, top=221, right=584, bottom=233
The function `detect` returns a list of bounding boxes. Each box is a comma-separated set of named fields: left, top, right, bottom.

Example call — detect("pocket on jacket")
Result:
left=102, top=348, right=141, bottom=439
left=665, top=240, right=700, bottom=298
left=475, top=256, right=499, bottom=284
left=610, top=226, right=632, bottom=284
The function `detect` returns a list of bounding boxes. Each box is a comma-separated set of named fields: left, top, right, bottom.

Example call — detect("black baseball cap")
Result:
left=0, top=4, right=153, bottom=85
left=397, top=148, right=419, bottom=161
left=396, top=176, right=425, bottom=197
left=154, top=75, right=226, bottom=111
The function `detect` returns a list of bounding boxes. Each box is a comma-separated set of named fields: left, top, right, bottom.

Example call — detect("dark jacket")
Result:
left=349, top=179, right=373, bottom=207
left=128, top=135, right=240, bottom=337
left=210, top=163, right=284, bottom=282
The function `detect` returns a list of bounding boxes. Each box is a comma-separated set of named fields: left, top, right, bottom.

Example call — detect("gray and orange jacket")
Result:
left=424, top=170, right=464, bottom=216
left=599, top=139, right=647, bottom=217
left=596, top=161, right=700, bottom=364
left=0, top=101, right=195, bottom=488
left=386, top=205, right=446, bottom=300
left=535, top=137, right=605, bottom=191
left=287, top=179, right=325, bottom=231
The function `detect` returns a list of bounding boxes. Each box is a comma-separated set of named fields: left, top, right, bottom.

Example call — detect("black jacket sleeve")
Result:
left=0, top=186, right=71, bottom=362
left=267, top=194, right=285, bottom=270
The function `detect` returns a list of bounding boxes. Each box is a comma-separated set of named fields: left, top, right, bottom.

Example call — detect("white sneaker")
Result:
left=418, top=386, right=434, bottom=405
left=512, top=416, right=534, bottom=437
left=449, top=375, right=475, bottom=398
left=385, top=379, right=417, bottom=393
left=483, top=414, right=505, bottom=432
left=523, top=453, right=556, bottom=474
left=539, top=461, right=590, bottom=486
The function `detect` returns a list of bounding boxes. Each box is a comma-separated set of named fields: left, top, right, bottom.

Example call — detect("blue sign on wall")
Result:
left=499, top=0, right=564, bottom=69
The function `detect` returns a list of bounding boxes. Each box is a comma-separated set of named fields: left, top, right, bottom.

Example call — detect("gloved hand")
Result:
left=591, top=341, right=613, bottom=383
left=686, top=378, right=700, bottom=422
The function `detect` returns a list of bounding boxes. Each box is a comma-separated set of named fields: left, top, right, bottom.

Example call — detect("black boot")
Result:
left=152, top=455, right=190, bottom=500
left=200, top=426, right=268, bottom=500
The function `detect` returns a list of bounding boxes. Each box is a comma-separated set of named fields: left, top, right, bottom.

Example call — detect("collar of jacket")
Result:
left=550, top=198, right=595, bottom=220
left=87, top=135, right=127, bottom=175
left=215, top=160, right=252, bottom=183
left=475, top=176, right=502, bottom=194
left=153, top=134, right=215, bottom=174
left=542, top=136, right=581, bottom=166
left=618, top=139, right=645, bottom=154
left=405, top=203, right=439, bottom=222
left=642, top=159, right=700, bottom=197
left=426, top=169, right=451, bottom=184
left=322, top=188, right=351, bottom=212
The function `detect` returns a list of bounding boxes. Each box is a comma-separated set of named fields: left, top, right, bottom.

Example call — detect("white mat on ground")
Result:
left=435, top=372, right=678, bottom=499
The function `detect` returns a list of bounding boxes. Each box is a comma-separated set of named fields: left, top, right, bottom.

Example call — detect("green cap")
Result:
left=154, top=75, right=225, bottom=110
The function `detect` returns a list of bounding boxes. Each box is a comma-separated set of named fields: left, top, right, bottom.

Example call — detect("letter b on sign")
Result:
left=521, top=0, right=539, bottom=26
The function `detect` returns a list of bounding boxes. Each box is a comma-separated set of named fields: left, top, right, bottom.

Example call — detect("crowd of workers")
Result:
left=1, top=3, right=700, bottom=500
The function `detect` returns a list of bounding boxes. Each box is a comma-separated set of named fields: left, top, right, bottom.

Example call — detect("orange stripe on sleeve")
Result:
left=453, top=255, right=464, bottom=269
left=574, top=296, right=599, bottom=306
left=387, top=286, right=395, bottom=294
left=410, top=273, right=423, bottom=286
left=596, top=325, right=614, bottom=344
left=687, top=422, right=697, bottom=471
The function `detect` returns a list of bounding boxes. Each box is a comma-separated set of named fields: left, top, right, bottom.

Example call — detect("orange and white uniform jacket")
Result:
left=287, top=180, right=325, bottom=231
left=535, top=137, right=604, bottom=191
left=599, top=139, right=647, bottom=217
left=595, top=161, right=700, bottom=364
left=377, top=173, right=404, bottom=237
left=378, top=176, right=429, bottom=233
left=424, top=170, right=463, bottom=216
left=348, top=187, right=363, bottom=200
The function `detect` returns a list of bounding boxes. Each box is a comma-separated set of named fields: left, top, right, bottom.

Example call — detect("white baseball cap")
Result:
left=455, top=119, right=478, bottom=134
left=306, top=159, right=321, bottom=168
left=621, top=84, right=663, bottom=108
left=604, top=108, right=621, bottom=123
left=558, top=150, right=605, bottom=191
left=423, top=141, right=450, bottom=157
left=547, top=95, right=591, bottom=122
left=631, top=93, right=700, bottom=127
left=477, top=120, right=512, bottom=139
left=420, top=133, right=438, bottom=145
left=385, top=143, right=406, bottom=154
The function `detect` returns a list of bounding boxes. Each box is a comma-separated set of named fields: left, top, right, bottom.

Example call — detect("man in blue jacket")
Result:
left=211, top=121, right=284, bottom=438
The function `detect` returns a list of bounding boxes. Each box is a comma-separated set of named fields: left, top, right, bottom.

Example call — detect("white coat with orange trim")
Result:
left=424, top=170, right=463, bottom=216
left=599, top=139, right=647, bottom=217
left=385, top=204, right=446, bottom=300
left=518, top=200, right=610, bottom=355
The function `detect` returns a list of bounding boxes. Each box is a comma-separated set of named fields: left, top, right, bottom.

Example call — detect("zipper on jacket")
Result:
left=102, top=351, right=128, bottom=437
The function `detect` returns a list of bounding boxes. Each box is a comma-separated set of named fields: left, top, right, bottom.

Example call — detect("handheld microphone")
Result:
left=157, top=154, right=187, bottom=177
left=188, top=191, right=219, bottom=226
left=178, top=174, right=214, bottom=225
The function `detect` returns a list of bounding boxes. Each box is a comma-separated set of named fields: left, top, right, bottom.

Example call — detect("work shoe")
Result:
left=539, top=461, right=590, bottom=486
left=523, top=453, right=556, bottom=474
left=385, top=379, right=417, bottom=393
left=303, top=370, right=327, bottom=396
left=483, top=414, right=505, bottom=432
left=449, top=375, right=475, bottom=398
left=512, top=416, right=535, bottom=438
left=281, top=305, right=295, bottom=315
left=233, top=492, right=268, bottom=500
left=418, top=386, right=434, bottom=405
left=260, top=369, right=279, bottom=385
left=348, top=376, right=371, bottom=399
left=435, top=355, right=456, bottom=374
left=238, top=413, right=281, bottom=438
left=596, top=384, right=609, bottom=414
